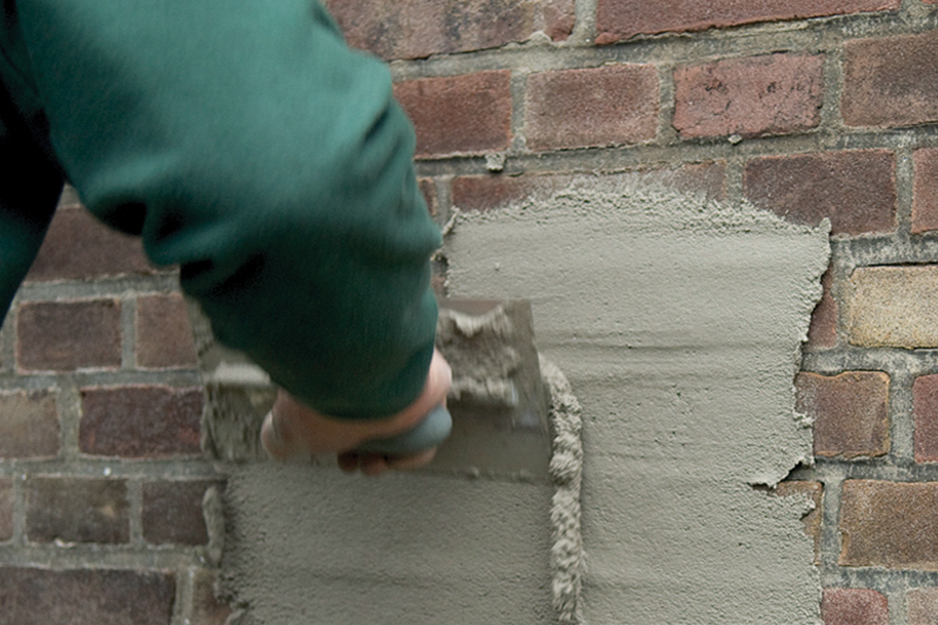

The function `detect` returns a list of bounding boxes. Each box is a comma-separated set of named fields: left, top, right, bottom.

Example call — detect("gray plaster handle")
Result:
left=354, top=404, right=452, bottom=456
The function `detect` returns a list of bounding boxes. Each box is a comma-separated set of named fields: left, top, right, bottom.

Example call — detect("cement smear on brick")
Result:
left=446, top=182, right=829, bottom=624
left=218, top=182, right=828, bottom=624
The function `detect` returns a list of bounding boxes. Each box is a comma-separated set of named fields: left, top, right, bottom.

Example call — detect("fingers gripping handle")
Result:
left=354, top=404, right=452, bottom=456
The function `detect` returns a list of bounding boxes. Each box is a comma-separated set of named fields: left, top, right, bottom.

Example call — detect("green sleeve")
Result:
left=11, top=0, right=441, bottom=418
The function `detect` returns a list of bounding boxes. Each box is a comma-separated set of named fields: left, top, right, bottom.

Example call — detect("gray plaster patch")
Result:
left=217, top=182, right=827, bottom=624
left=446, top=183, right=828, bottom=623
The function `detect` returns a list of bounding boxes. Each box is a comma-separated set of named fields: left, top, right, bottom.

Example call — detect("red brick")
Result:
left=419, top=178, right=438, bottom=218
left=327, top=0, right=574, bottom=60
left=191, top=569, right=233, bottom=625
left=839, top=480, right=938, bottom=569
left=0, top=390, right=60, bottom=459
left=394, top=72, right=512, bottom=157
left=79, top=386, right=202, bottom=458
left=17, top=300, right=122, bottom=372
left=796, top=371, right=890, bottom=459
left=807, top=266, right=838, bottom=348
left=596, top=0, right=899, bottom=45
left=452, top=162, right=725, bottom=212
left=673, top=54, right=824, bottom=139
left=525, top=65, right=658, bottom=151
left=26, top=477, right=129, bottom=544
left=26, top=202, right=156, bottom=283
left=0, top=567, right=174, bottom=625
left=843, top=31, right=938, bottom=128
left=773, top=481, right=823, bottom=564
left=142, top=481, right=216, bottom=546
left=912, top=375, right=938, bottom=462
left=136, top=294, right=198, bottom=369
left=908, top=588, right=938, bottom=625
left=744, top=150, right=897, bottom=235
left=821, top=588, right=888, bottom=625
left=913, top=148, right=938, bottom=234
left=0, top=478, right=12, bottom=541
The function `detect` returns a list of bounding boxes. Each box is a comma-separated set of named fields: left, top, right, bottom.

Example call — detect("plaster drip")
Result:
left=543, top=356, right=585, bottom=624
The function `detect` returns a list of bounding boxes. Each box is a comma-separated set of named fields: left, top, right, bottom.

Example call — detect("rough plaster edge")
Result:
left=543, top=356, right=585, bottom=624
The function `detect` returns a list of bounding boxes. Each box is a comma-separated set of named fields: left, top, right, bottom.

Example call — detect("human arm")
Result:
left=8, top=0, right=442, bottom=426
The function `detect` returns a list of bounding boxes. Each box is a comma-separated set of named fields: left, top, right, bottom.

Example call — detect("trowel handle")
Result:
left=354, top=404, right=452, bottom=456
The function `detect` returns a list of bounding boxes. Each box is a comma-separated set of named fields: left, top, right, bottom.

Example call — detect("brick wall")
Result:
left=6, top=0, right=938, bottom=623
left=0, top=189, right=230, bottom=624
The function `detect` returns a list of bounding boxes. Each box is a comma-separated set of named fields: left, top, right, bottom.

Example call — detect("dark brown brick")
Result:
left=26, top=477, right=128, bottom=544
left=807, top=266, right=838, bottom=349
left=26, top=203, right=155, bottom=283
left=327, top=0, right=574, bottom=60
left=0, top=390, right=60, bottom=459
left=136, top=294, right=198, bottom=369
left=913, top=148, right=938, bottom=234
left=80, top=386, right=203, bottom=458
left=0, top=567, right=174, bottom=625
left=0, top=478, right=13, bottom=541
left=142, top=481, right=215, bottom=546
left=525, top=65, right=658, bottom=151
left=596, top=0, right=899, bottom=45
left=843, top=31, right=938, bottom=128
left=912, top=374, right=938, bottom=463
left=452, top=162, right=725, bottom=212
left=17, top=300, right=122, bottom=372
left=394, top=72, right=512, bottom=157
left=839, top=480, right=938, bottom=569
left=673, top=53, right=824, bottom=139
left=191, top=568, right=234, bottom=625
left=821, top=588, right=888, bottom=625
left=773, top=481, right=823, bottom=564
left=796, top=371, right=889, bottom=459
left=744, top=150, right=897, bottom=235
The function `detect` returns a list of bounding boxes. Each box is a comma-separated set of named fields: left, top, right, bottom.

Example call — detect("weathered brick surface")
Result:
left=744, top=150, right=897, bottom=235
left=327, top=0, right=574, bottom=60
left=773, top=481, right=823, bottom=563
left=525, top=65, right=658, bottom=151
left=913, top=148, right=938, bottom=234
left=843, top=31, right=938, bottom=128
left=0, top=567, right=175, bottom=625
left=0, top=390, right=60, bottom=459
left=908, top=588, right=938, bottom=625
left=807, top=267, right=837, bottom=349
left=821, top=588, right=889, bottom=625
left=0, top=478, right=13, bottom=541
left=394, top=72, right=512, bottom=157
left=136, top=294, right=198, bottom=369
left=452, top=162, right=725, bottom=212
left=17, top=300, right=122, bottom=372
left=142, top=480, right=214, bottom=546
left=839, top=480, right=938, bottom=569
left=673, top=53, right=824, bottom=139
left=844, top=266, right=938, bottom=349
left=419, top=178, right=438, bottom=217
left=26, top=477, right=129, bottom=544
left=25, top=204, right=155, bottom=283
left=913, top=375, right=938, bottom=462
left=191, top=568, right=234, bottom=625
left=795, top=371, right=890, bottom=459
left=79, top=386, right=203, bottom=457
left=596, top=0, right=899, bottom=45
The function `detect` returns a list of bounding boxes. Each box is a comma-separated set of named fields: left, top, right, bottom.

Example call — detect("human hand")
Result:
left=260, top=349, right=452, bottom=476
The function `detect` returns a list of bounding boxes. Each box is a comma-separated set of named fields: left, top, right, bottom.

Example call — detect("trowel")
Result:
left=191, top=299, right=553, bottom=480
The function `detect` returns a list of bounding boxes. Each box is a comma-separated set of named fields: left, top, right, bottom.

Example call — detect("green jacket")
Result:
left=0, top=0, right=441, bottom=419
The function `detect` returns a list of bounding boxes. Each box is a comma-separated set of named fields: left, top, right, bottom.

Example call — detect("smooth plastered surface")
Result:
left=446, top=183, right=829, bottom=623
left=220, top=182, right=828, bottom=624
